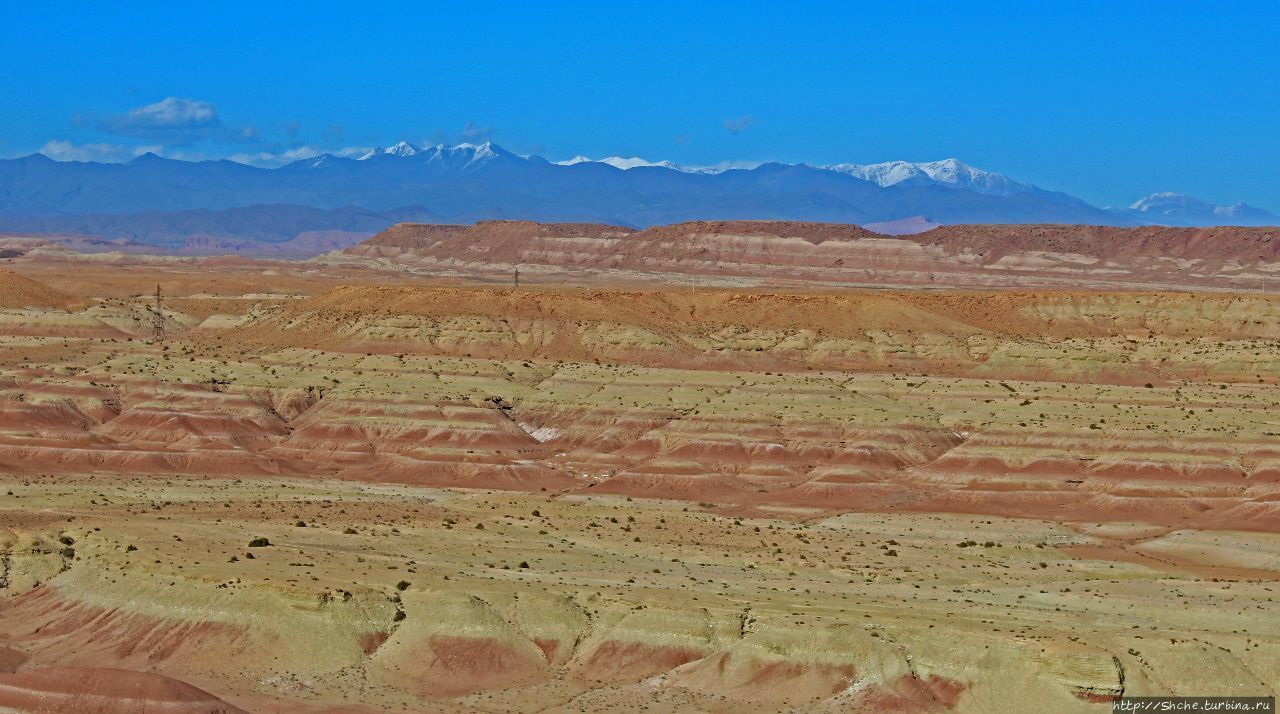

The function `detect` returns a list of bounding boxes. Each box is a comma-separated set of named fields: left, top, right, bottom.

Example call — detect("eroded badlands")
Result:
left=0, top=226, right=1278, bottom=712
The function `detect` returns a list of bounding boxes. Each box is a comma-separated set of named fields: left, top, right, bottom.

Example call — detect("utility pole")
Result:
left=151, top=284, right=166, bottom=342
left=514, top=265, right=520, bottom=288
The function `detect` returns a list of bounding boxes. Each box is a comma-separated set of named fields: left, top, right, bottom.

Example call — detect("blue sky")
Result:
left=1, top=1, right=1277, bottom=210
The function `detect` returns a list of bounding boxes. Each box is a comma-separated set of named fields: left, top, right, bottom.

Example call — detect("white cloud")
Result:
left=122, top=97, right=217, bottom=127
left=552, top=155, right=761, bottom=174
left=556, top=155, right=679, bottom=170
left=226, top=145, right=373, bottom=167
left=34, top=139, right=377, bottom=167
left=96, top=97, right=255, bottom=145
left=38, top=140, right=161, bottom=163
left=685, top=159, right=762, bottom=172
left=724, top=116, right=755, bottom=135
left=459, top=120, right=494, bottom=142
left=334, top=146, right=374, bottom=158
left=227, top=146, right=321, bottom=166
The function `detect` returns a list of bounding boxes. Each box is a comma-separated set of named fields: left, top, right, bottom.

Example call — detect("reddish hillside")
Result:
left=346, top=220, right=631, bottom=266
left=633, top=220, right=881, bottom=244
left=914, top=224, right=1280, bottom=263
left=0, top=667, right=247, bottom=713
left=353, top=220, right=628, bottom=249
left=0, top=270, right=82, bottom=310
left=341, top=220, right=1280, bottom=291
left=355, top=222, right=468, bottom=250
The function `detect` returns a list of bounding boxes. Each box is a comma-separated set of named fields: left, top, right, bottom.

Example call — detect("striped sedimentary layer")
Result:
left=341, top=221, right=1280, bottom=291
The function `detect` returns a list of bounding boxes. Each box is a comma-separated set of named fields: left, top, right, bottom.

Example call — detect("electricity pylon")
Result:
left=150, top=284, right=165, bottom=341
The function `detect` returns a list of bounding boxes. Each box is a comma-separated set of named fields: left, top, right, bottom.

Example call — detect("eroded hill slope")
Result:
left=340, top=220, right=1280, bottom=291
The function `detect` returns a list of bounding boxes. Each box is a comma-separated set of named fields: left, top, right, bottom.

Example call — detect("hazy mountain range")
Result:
left=0, top=142, right=1273, bottom=254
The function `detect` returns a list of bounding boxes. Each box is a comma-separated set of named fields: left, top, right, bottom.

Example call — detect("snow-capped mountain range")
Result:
left=557, top=153, right=1057, bottom=193
left=825, top=159, right=1037, bottom=197
left=554, top=155, right=726, bottom=174
left=545, top=151, right=1276, bottom=226
left=557, top=155, right=685, bottom=171
left=1115, top=192, right=1280, bottom=227
left=356, top=140, right=511, bottom=163
left=0, top=141, right=1273, bottom=251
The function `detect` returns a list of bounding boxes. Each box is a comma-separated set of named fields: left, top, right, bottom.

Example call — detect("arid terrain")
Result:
left=1, top=221, right=1278, bottom=712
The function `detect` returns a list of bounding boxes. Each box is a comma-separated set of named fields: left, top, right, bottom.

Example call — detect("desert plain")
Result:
left=0, top=221, right=1278, bottom=712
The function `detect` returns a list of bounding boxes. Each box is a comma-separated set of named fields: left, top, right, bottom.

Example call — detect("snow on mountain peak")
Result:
left=554, top=154, right=748, bottom=174
left=358, top=141, right=421, bottom=160
left=1127, top=193, right=1231, bottom=217
left=557, top=155, right=682, bottom=171
left=271, top=145, right=1276, bottom=225
left=1122, top=192, right=1279, bottom=226
left=1129, top=192, right=1203, bottom=211
left=353, top=140, right=516, bottom=169
left=825, top=158, right=1030, bottom=196
left=385, top=141, right=419, bottom=156
left=827, top=161, right=929, bottom=187
left=918, top=158, right=977, bottom=181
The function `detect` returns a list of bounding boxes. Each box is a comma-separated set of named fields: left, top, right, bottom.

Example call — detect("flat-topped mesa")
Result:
left=354, top=220, right=876, bottom=252
left=356, top=220, right=1280, bottom=258
left=351, top=223, right=468, bottom=252
left=343, top=220, right=1280, bottom=291
left=346, top=220, right=635, bottom=264
left=469, top=219, right=633, bottom=238
left=914, top=224, right=1280, bottom=262
left=633, top=220, right=884, bottom=245
left=356, top=220, right=632, bottom=248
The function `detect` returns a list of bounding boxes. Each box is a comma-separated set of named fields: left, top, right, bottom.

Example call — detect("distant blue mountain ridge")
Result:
left=0, top=142, right=1273, bottom=251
